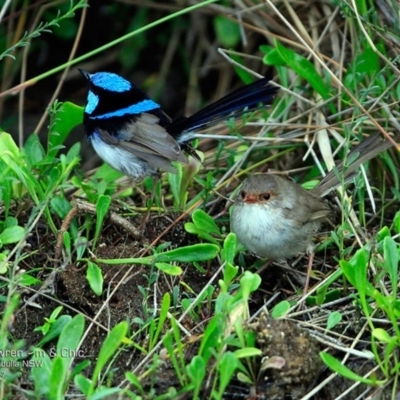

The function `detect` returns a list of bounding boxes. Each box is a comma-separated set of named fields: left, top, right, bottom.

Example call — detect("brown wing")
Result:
left=98, top=113, right=188, bottom=173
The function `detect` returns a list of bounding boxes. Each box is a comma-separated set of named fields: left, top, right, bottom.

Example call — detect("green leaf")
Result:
left=234, top=347, right=262, bottom=358
left=264, top=40, right=330, bottom=99
left=94, top=195, right=111, bottom=248
left=50, top=196, right=72, bottom=219
left=383, top=236, right=398, bottom=299
left=222, top=262, right=239, bottom=288
left=230, top=54, right=257, bottom=84
left=88, top=322, right=129, bottom=396
left=168, top=162, right=183, bottom=209
left=0, top=132, right=20, bottom=160
left=326, top=311, right=342, bottom=330
left=86, top=262, right=103, bottom=296
left=24, top=134, right=44, bottom=166
left=347, top=46, right=380, bottom=75
left=187, top=355, right=206, bottom=382
left=184, top=222, right=219, bottom=245
left=199, top=315, right=224, bottom=363
left=89, top=388, right=122, bottom=400
left=271, top=300, right=291, bottom=318
left=320, top=352, right=384, bottom=384
left=187, top=355, right=206, bottom=398
left=125, top=371, right=143, bottom=392
left=372, top=328, right=393, bottom=343
left=340, top=249, right=375, bottom=297
left=217, top=352, right=239, bottom=395
left=155, top=243, right=219, bottom=263
left=30, top=349, right=52, bottom=397
left=213, top=15, right=241, bottom=48
left=74, top=374, right=91, bottom=396
left=155, top=262, right=182, bottom=275
left=0, top=226, right=25, bottom=244
left=48, top=102, right=83, bottom=159
left=239, top=271, right=261, bottom=303
left=149, top=293, right=171, bottom=351
left=192, top=209, right=220, bottom=235
left=49, top=356, right=66, bottom=400
left=261, top=46, right=286, bottom=66
left=37, top=315, right=72, bottom=347
left=393, top=212, right=400, bottom=234
left=221, top=232, right=237, bottom=265
left=57, top=314, right=85, bottom=370
left=17, top=273, right=41, bottom=286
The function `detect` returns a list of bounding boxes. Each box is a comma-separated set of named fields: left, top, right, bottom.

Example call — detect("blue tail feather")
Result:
left=167, top=78, right=278, bottom=141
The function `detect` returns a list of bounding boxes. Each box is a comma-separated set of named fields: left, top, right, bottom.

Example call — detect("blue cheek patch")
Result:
left=90, top=99, right=160, bottom=120
left=91, top=72, right=132, bottom=92
left=86, top=91, right=99, bottom=114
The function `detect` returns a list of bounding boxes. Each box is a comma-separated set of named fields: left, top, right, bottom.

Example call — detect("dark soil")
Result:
left=3, top=204, right=336, bottom=399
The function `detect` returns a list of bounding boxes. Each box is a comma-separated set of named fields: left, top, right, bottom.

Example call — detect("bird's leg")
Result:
left=303, top=244, right=315, bottom=296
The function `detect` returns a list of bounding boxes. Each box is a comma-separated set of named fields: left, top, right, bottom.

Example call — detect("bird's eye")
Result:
left=240, top=190, right=246, bottom=199
left=259, top=192, right=271, bottom=201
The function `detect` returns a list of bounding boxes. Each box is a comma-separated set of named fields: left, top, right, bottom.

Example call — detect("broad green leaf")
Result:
left=24, top=134, right=44, bottom=166
left=30, top=348, right=52, bottom=397
left=86, top=262, right=103, bottom=296
left=74, top=374, right=91, bottom=396
left=184, top=222, right=219, bottom=245
left=0, top=132, right=20, bottom=160
left=213, top=15, right=241, bottom=48
left=49, top=356, right=66, bottom=400
left=221, top=232, right=237, bottom=265
left=48, top=102, right=83, bottom=159
left=192, top=209, right=220, bottom=235
left=155, top=262, right=182, bottom=275
left=89, top=322, right=129, bottom=395
left=262, top=47, right=286, bottom=66
left=271, top=300, right=291, bottom=318
left=263, top=40, right=330, bottom=99
left=326, top=311, right=342, bottom=330
left=187, top=355, right=206, bottom=391
left=217, top=351, right=239, bottom=395
left=0, top=226, right=25, bottom=244
left=155, top=243, right=219, bottom=263
left=372, top=328, right=393, bottom=343
left=57, top=314, right=85, bottom=370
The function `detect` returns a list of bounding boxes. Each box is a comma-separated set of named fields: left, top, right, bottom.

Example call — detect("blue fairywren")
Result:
left=80, top=70, right=278, bottom=181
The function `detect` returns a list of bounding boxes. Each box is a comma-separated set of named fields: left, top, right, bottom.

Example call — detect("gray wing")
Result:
left=98, top=113, right=188, bottom=173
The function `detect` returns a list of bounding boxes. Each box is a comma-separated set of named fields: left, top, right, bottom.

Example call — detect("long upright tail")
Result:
left=166, top=78, right=278, bottom=143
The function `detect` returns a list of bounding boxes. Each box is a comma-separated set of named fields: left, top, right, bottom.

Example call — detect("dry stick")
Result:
left=54, top=199, right=141, bottom=261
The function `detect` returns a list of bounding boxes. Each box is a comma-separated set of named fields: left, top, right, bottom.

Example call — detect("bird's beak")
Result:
left=244, top=194, right=259, bottom=203
left=79, top=68, right=91, bottom=81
